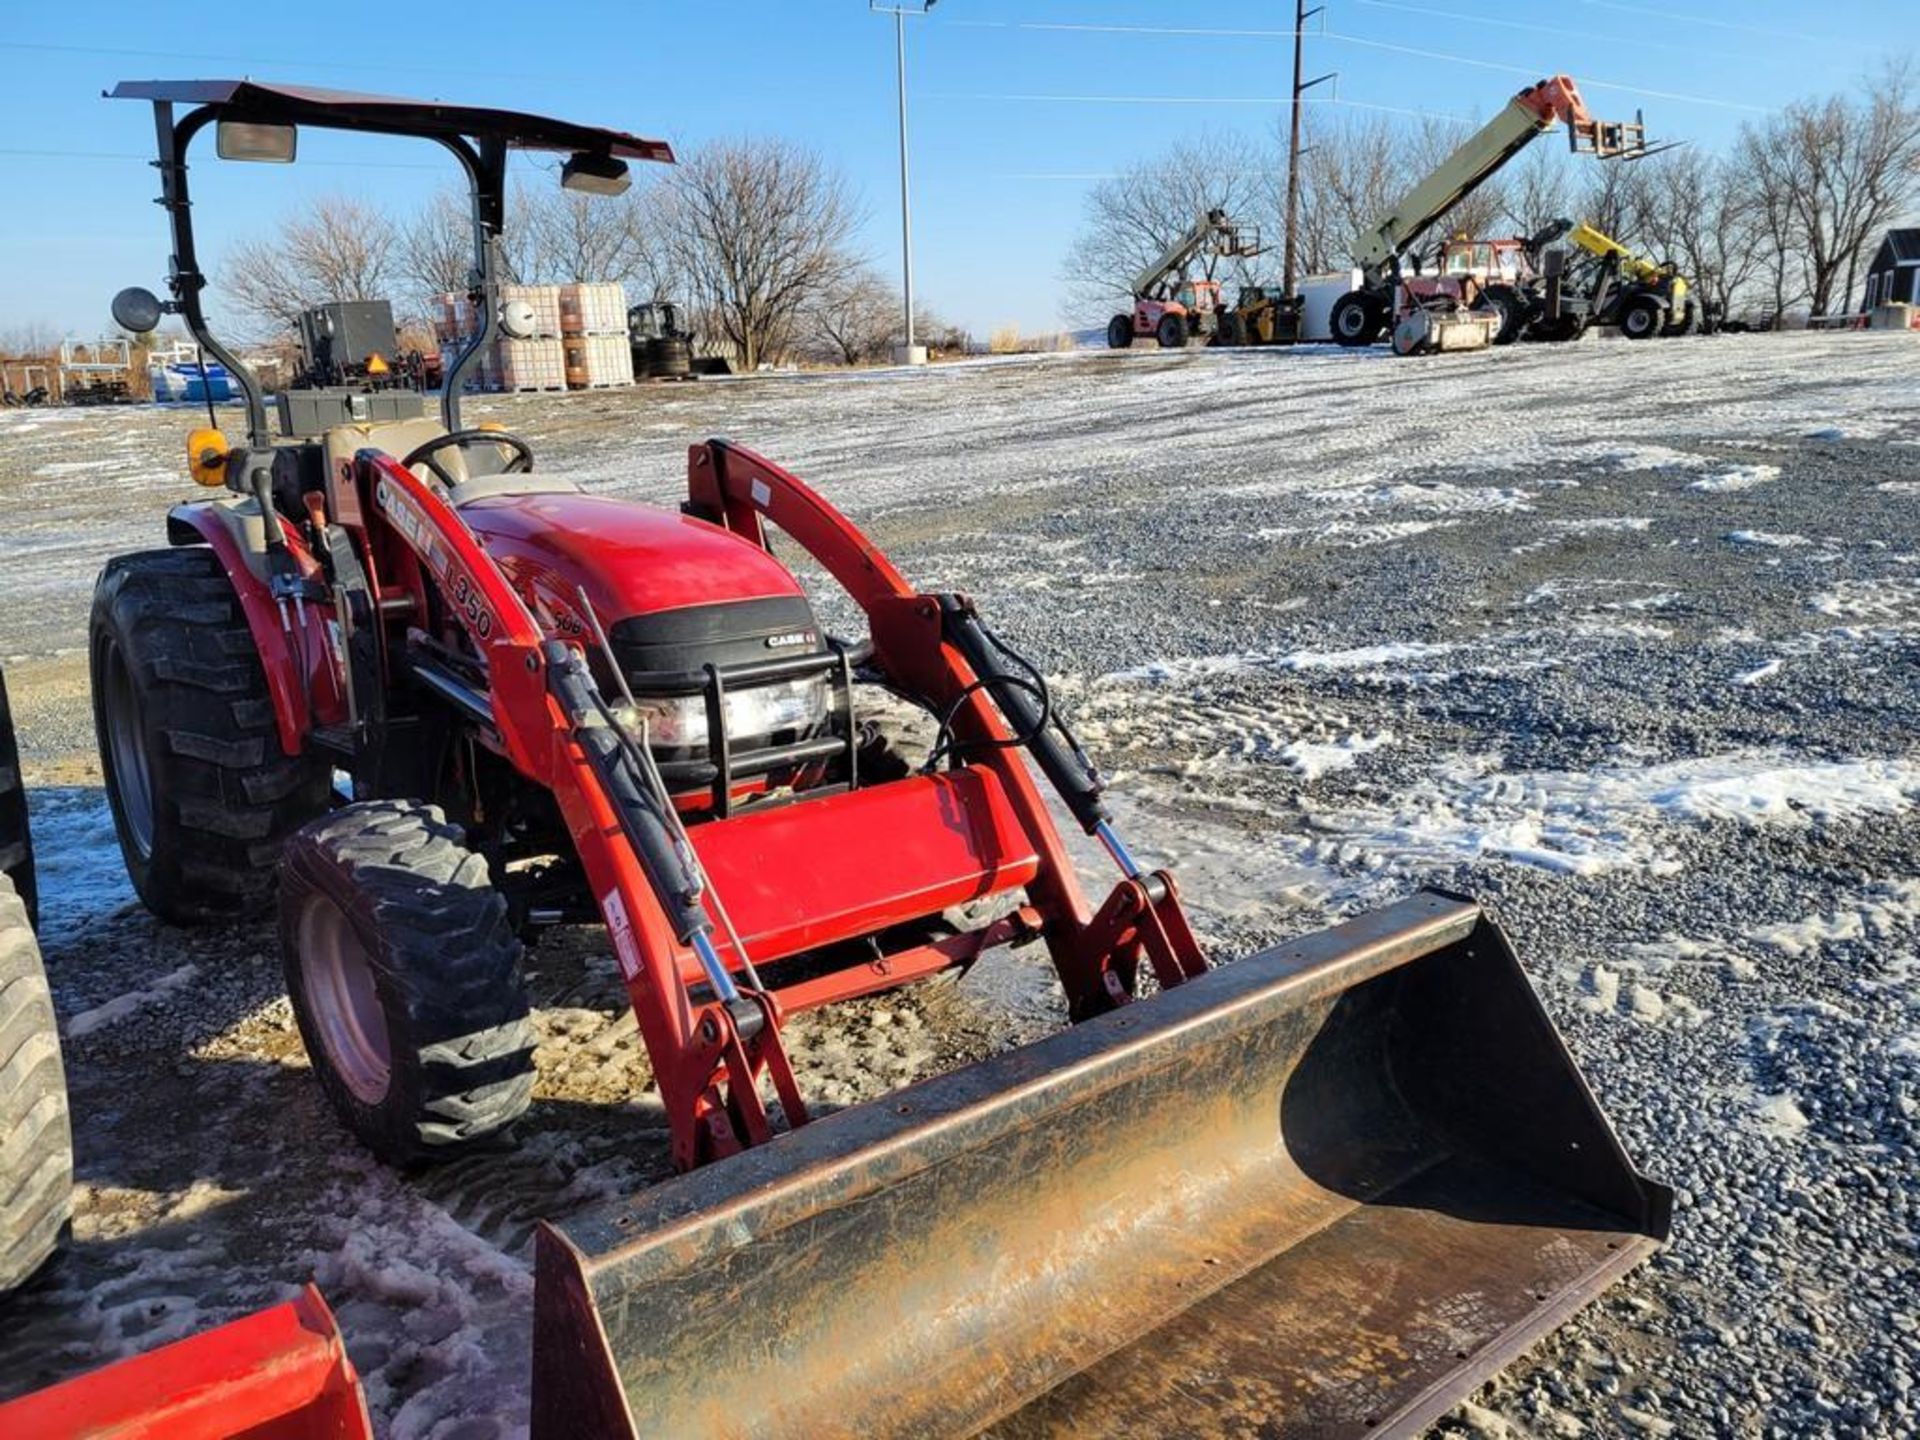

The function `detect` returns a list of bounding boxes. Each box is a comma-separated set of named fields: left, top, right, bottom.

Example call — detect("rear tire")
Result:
left=279, top=800, right=535, bottom=1167
left=1663, top=296, right=1701, bottom=338
left=1620, top=295, right=1664, bottom=340
left=1476, top=285, right=1528, bottom=346
left=90, top=548, right=330, bottom=924
left=0, top=671, right=36, bottom=927
left=1106, top=314, right=1135, bottom=349
left=1331, top=291, right=1383, bottom=347
left=0, top=877, right=71, bottom=1293
left=1155, top=313, right=1187, bottom=349
left=1215, top=312, right=1248, bottom=347
left=91, top=552, right=330, bottom=925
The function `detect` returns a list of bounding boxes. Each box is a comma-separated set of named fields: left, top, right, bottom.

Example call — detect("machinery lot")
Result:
left=1, top=332, right=1916, bottom=1437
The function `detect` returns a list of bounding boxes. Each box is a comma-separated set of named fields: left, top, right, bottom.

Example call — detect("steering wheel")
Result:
left=400, top=429, right=535, bottom=491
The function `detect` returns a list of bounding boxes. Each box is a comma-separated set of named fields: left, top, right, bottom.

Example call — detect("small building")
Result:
left=1862, top=228, right=1920, bottom=310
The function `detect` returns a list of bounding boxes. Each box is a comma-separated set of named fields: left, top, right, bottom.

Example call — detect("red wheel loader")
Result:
left=80, top=79, right=1668, bottom=1437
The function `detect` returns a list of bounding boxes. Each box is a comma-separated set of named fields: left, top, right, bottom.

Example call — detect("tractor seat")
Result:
left=320, top=418, right=581, bottom=506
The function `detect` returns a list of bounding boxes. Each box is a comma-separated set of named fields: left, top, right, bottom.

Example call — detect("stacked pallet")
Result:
left=563, top=333, right=635, bottom=389
left=560, top=282, right=628, bottom=337
left=495, top=338, right=568, bottom=392
left=500, top=284, right=564, bottom=340
left=431, top=284, right=631, bottom=392
left=559, top=282, right=634, bottom=388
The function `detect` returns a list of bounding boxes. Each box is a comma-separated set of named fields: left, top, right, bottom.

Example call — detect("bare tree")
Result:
left=1633, top=149, right=1765, bottom=321
left=521, top=186, right=670, bottom=294
left=1059, top=131, right=1276, bottom=325
left=221, top=195, right=397, bottom=339
left=653, top=138, right=862, bottom=369
left=1736, top=61, right=1920, bottom=316
left=803, top=261, right=901, bottom=365
left=1501, top=144, right=1574, bottom=237
left=396, top=187, right=474, bottom=304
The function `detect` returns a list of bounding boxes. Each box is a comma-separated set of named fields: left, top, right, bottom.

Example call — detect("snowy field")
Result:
left=1, top=331, right=1917, bottom=1437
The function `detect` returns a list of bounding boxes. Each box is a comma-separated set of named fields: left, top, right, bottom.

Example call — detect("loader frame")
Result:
left=189, top=435, right=1207, bottom=1169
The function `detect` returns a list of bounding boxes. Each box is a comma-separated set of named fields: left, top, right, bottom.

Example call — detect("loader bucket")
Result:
left=532, top=892, right=1669, bottom=1439
left=0, top=1284, right=372, bottom=1440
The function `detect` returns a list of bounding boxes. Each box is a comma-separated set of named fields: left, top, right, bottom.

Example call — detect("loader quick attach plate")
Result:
left=531, top=893, right=1670, bottom=1439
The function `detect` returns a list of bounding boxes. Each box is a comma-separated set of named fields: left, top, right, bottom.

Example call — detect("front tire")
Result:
left=1476, top=285, right=1529, bottom=345
left=1106, top=313, right=1135, bottom=349
left=1331, top=291, right=1384, bottom=347
left=91, top=548, right=330, bottom=924
left=1620, top=295, right=1664, bottom=340
left=279, top=800, right=535, bottom=1167
left=0, top=877, right=71, bottom=1293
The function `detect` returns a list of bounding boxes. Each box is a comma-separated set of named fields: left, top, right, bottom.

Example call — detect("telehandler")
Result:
left=68, top=78, right=1666, bottom=1437
left=1331, top=75, right=1662, bottom=352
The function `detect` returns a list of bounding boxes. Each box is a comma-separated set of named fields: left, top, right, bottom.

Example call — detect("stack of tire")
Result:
left=642, top=334, right=694, bottom=381
left=0, top=668, right=72, bottom=1297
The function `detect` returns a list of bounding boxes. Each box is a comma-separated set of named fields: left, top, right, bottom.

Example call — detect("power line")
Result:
left=0, top=146, right=449, bottom=171
left=1352, top=0, right=1773, bottom=58
left=1572, top=0, right=1836, bottom=46
left=0, top=39, right=551, bottom=83
left=946, top=18, right=1770, bottom=113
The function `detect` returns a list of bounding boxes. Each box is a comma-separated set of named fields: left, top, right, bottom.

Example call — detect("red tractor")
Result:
left=80, top=79, right=1668, bottom=1437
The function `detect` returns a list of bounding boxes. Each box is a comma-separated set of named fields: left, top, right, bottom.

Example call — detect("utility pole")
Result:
left=1284, top=0, right=1335, bottom=298
left=873, top=0, right=938, bottom=364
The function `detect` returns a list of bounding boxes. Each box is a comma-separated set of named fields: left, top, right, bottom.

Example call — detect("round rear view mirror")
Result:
left=112, top=287, right=165, bottom=335
left=498, top=299, right=537, bottom=341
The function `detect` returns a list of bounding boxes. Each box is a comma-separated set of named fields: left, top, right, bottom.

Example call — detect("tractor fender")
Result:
left=165, top=498, right=344, bottom=758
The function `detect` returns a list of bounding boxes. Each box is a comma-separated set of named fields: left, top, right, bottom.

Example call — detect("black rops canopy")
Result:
left=108, top=79, right=675, bottom=163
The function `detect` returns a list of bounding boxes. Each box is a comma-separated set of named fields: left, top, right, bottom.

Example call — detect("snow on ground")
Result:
left=2, top=331, right=1919, bottom=1439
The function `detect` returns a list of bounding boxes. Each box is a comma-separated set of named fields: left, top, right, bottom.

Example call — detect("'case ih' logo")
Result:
left=765, top=630, right=815, bottom=649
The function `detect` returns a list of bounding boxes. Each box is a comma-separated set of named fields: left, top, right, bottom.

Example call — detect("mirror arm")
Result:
left=157, top=101, right=271, bottom=449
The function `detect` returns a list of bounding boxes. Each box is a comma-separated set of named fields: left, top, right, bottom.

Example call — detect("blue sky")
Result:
left=0, top=1, right=1895, bottom=340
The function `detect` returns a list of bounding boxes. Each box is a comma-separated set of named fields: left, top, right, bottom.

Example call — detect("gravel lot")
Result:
left=1, top=332, right=1916, bottom=1437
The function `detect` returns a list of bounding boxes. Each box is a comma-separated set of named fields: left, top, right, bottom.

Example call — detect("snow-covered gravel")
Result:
left=1, top=330, right=1917, bottom=1437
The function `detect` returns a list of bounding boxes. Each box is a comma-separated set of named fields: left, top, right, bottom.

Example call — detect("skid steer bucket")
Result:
left=532, top=892, right=1669, bottom=1439
left=0, top=1284, right=371, bottom=1440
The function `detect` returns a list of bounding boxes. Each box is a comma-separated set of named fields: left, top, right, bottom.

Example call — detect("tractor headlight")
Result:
left=616, top=675, right=833, bottom=754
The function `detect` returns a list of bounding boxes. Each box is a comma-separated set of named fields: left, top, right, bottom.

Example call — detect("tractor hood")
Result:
left=461, top=491, right=805, bottom=632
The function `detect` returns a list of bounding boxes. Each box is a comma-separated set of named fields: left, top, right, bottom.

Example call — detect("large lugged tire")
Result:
left=0, top=671, right=35, bottom=927
left=90, top=547, right=330, bottom=924
left=279, top=800, right=535, bottom=1166
left=1620, top=295, right=1664, bottom=340
left=1476, top=284, right=1529, bottom=346
left=0, top=877, right=71, bottom=1293
left=1331, top=290, right=1384, bottom=347
left=1155, top=313, right=1187, bottom=349
left=1106, top=313, right=1135, bottom=349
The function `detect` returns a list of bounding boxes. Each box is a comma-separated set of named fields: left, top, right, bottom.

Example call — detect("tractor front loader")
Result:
left=87, top=79, right=1668, bottom=1436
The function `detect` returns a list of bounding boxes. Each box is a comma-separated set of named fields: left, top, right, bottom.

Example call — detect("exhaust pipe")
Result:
left=532, top=892, right=1669, bottom=1438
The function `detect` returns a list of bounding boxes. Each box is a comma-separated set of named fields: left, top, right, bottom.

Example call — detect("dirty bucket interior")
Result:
left=532, top=892, right=1671, bottom=1440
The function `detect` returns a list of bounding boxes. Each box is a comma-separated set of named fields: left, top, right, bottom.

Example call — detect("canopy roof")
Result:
left=108, top=79, right=674, bottom=163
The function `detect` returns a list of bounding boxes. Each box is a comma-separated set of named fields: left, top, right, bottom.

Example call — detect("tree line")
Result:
left=1063, top=62, right=1920, bottom=329
left=218, top=138, right=960, bottom=370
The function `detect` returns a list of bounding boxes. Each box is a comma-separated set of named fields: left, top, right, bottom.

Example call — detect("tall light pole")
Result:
left=873, top=0, right=936, bottom=364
